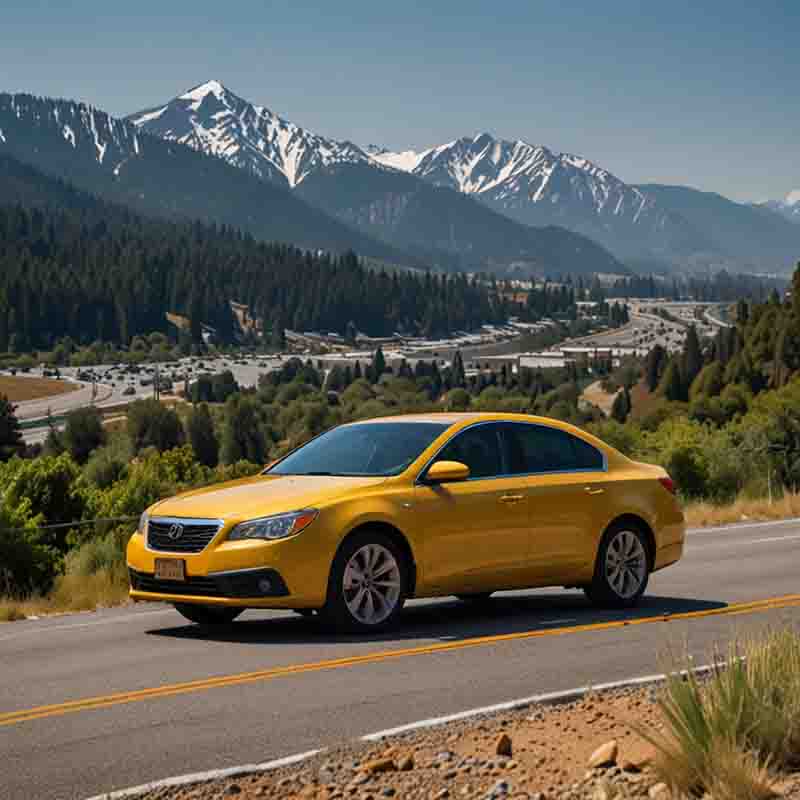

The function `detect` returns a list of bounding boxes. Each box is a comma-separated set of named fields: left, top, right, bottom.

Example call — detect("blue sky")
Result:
left=2, top=0, right=796, bottom=201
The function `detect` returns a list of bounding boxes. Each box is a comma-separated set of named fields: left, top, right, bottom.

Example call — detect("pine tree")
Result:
left=186, top=403, right=219, bottom=468
left=659, top=359, right=684, bottom=402
left=682, top=326, right=703, bottom=392
left=372, top=347, right=386, bottom=379
left=452, top=351, right=467, bottom=389
left=270, top=310, right=286, bottom=352
left=610, top=388, right=631, bottom=423
left=0, top=394, right=24, bottom=461
left=644, top=344, right=667, bottom=392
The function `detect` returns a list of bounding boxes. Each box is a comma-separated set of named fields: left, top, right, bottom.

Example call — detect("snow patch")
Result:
left=130, top=106, right=168, bottom=126
left=62, top=124, right=76, bottom=147
left=785, top=190, right=800, bottom=207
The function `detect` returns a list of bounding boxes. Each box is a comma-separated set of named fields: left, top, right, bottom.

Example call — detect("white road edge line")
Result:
left=0, top=609, right=176, bottom=642
left=84, top=664, right=717, bottom=799
left=360, top=665, right=714, bottom=741
left=84, top=749, right=326, bottom=800
left=688, top=517, right=800, bottom=535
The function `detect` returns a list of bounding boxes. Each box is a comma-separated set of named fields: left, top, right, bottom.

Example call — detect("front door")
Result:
left=414, top=423, right=531, bottom=594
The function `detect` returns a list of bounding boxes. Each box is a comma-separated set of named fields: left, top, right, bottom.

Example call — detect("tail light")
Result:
left=659, top=476, right=677, bottom=495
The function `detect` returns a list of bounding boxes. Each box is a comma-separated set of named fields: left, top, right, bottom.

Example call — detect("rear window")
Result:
left=501, top=423, right=604, bottom=474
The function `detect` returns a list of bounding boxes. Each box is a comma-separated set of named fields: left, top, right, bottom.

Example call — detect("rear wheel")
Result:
left=584, top=523, right=650, bottom=608
left=173, top=603, right=243, bottom=625
left=320, top=531, right=408, bottom=632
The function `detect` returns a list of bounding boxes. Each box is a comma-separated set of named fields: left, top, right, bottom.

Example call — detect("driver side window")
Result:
left=433, top=425, right=502, bottom=479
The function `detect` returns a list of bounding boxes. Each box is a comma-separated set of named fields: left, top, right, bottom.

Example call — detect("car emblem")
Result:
left=167, top=523, right=184, bottom=540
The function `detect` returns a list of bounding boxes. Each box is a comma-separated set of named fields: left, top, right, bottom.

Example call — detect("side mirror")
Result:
left=425, top=460, right=470, bottom=484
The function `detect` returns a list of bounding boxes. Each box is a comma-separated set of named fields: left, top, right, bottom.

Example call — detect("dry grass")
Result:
left=0, top=375, right=78, bottom=402
left=684, top=491, right=800, bottom=528
left=581, top=380, right=619, bottom=415
left=0, top=566, right=130, bottom=623
left=642, top=629, right=800, bottom=800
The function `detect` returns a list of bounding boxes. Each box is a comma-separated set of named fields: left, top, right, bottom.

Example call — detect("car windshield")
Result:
left=267, top=421, right=450, bottom=477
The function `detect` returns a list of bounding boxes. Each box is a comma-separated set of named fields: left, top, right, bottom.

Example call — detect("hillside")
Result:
left=0, top=92, right=416, bottom=266
left=129, top=82, right=626, bottom=276
left=0, top=153, right=512, bottom=351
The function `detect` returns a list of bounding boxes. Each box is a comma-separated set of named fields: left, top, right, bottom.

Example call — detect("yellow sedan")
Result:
left=127, top=413, right=685, bottom=631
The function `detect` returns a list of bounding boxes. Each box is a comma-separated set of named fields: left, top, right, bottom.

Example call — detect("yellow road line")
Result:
left=3, top=593, right=800, bottom=727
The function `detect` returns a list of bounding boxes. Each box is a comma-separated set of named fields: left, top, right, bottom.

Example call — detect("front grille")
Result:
left=129, top=569, right=221, bottom=596
left=147, top=519, right=221, bottom=553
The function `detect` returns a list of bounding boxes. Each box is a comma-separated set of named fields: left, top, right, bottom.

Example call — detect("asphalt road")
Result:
left=2, top=520, right=800, bottom=800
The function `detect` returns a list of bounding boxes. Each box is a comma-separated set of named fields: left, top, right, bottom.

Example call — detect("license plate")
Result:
left=155, top=558, right=186, bottom=582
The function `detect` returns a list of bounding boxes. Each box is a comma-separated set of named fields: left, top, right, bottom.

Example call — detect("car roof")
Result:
left=349, top=411, right=575, bottom=430
left=346, top=412, right=621, bottom=460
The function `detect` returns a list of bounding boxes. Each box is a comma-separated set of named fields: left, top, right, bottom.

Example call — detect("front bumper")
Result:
left=126, top=527, right=333, bottom=608
left=129, top=567, right=289, bottom=598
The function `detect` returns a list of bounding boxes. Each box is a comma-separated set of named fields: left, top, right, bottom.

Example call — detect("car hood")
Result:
left=149, top=474, right=388, bottom=523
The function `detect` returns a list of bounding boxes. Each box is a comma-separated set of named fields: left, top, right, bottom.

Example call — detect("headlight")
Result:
left=228, top=509, right=318, bottom=541
left=138, top=512, right=149, bottom=535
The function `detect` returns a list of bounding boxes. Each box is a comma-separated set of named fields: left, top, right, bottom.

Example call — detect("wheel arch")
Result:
left=337, top=521, right=418, bottom=596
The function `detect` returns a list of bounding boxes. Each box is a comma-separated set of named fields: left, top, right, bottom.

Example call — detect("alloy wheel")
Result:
left=604, top=529, right=647, bottom=599
left=343, top=543, right=402, bottom=625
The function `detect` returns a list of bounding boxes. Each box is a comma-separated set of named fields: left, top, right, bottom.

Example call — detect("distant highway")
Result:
left=2, top=520, right=800, bottom=799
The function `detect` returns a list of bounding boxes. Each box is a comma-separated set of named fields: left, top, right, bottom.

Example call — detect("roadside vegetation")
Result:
left=122, top=627, right=800, bottom=800
left=3, top=267, right=800, bottom=620
left=643, top=628, right=800, bottom=800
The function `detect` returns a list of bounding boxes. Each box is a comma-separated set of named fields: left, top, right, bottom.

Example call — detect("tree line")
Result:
left=0, top=199, right=519, bottom=353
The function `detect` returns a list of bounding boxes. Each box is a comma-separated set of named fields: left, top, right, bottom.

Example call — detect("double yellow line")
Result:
left=3, top=593, right=800, bottom=728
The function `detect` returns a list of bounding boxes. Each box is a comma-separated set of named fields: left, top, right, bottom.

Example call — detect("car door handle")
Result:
left=585, top=486, right=605, bottom=495
left=499, top=494, right=525, bottom=504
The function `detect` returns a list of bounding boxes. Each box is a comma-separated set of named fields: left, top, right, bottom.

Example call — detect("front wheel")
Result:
left=584, top=524, right=650, bottom=608
left=320, top=532, right=408, bottom=633
left=173, top=603, right=243, bottom=625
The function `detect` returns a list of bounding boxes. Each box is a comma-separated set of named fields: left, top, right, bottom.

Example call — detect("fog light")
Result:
left=257, top=578, right=273, bottom=594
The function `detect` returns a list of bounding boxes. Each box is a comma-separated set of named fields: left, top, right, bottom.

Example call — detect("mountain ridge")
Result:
left=129, top=82, right=625, bottom=275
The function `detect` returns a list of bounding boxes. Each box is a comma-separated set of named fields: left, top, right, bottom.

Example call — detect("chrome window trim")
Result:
left=414, top=419, right=607, bottom=485
left=145, top=516, right=224, bottom=555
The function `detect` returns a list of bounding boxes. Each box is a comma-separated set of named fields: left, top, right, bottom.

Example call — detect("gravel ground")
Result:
left=130, top=684, right=800, bottom=800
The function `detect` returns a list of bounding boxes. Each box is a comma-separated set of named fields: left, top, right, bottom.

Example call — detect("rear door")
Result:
left=499, top=422, right=608, bottom=581
left=414, top=423, right=533, bottom=593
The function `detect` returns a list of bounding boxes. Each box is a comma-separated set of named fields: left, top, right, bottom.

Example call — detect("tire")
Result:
left=320, top=531, right=408, bottom=633
left=173, top=603, right=243, bottom=625
left=456, top=592, right=494, bottom=603
left=584, top=522, right=650, bottom=609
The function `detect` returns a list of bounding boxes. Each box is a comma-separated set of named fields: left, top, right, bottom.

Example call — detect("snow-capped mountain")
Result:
left=127, top=82, right=800, bottom=272
left=369, top=134, right=705, bottom=264
left=128, top=83, right=625, bottom=275
left=0, top=91, right=411, bottom=263
left=129, top=80, right=374, bottom=188
left=371, top=133, right=649, bottom=216
left=760, top=191, right=800, bottom=223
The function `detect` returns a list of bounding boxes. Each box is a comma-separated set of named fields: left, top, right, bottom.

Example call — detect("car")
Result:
left=127, top=413, right=685, bottom=632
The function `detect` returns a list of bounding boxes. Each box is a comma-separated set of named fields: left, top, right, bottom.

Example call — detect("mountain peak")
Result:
left=785, top=190, right=800, bottom=207
left=130, top=82, right=372, bottom=188
left=180, top=79, right=229, bottom=102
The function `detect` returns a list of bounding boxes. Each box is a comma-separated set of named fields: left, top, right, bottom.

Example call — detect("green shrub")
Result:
left=0, top=498, right=58, bottom=596
left=63, top=406, right=106, bottom=464
left=127, top=398, right=185, bottom=453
